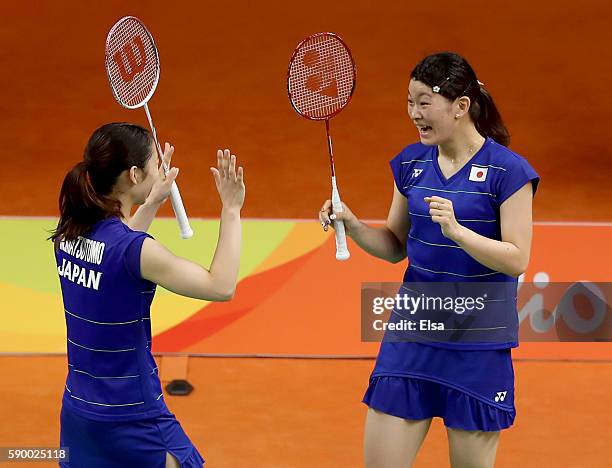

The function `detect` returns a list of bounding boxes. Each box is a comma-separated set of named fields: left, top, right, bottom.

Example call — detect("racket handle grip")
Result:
left=169, top=181, right=194, bottom=239
left=331, top=176, right=350, bottom=261
left=333, top=220, right=350, bottom=261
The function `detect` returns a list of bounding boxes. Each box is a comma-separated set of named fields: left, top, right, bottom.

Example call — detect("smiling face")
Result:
left=408, top=79, right=461, bottom=146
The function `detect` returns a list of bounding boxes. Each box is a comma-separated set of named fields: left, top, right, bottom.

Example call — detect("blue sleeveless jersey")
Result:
left=369, top=138, right=539, bottom=413
left=388, top=137, right=539, bottom=350
left=55, top=217, right=165, bottom=421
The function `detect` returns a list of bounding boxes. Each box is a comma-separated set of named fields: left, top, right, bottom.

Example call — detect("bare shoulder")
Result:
left=140, top=237, right=176, bottom=278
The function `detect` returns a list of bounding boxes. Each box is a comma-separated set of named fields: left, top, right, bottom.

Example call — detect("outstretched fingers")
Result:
left=212, top=149, right=243, bottom=188
left=228, top=152, right=237, bottom=182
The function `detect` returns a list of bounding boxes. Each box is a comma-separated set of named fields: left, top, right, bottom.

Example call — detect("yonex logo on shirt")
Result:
left=495, top=391, right=507, bottom=402
left=412, top=168, right=423, bottom=178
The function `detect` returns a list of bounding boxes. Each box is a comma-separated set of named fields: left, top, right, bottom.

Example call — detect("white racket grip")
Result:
left=333, top=219, right=350, bottom=261
left=169, top=181, right=194, bottom=239
left=331, top=176, right=350, bottom=261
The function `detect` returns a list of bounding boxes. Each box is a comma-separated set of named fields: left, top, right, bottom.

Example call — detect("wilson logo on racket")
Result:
left=113, top=36, right=147, bottom=82
left=303, top=50, right=338, bottom=98
left=105, top=16, right=194, bottom=239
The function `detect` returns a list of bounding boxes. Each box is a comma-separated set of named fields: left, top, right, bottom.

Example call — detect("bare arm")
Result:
left=140, top=208, right=240, bottom=300
left=319, top=184, right=409, bottom=263
left=141, top=149, right=245, bottom=300
left=129, top=199, right=165, bottom=233
left=426, top=182, right=534, bottom=277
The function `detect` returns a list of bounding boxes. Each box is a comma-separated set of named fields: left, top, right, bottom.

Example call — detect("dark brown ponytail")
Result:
left=471, top=85, right=510, bottom=147
left=50, top=123, right=153, bottom=243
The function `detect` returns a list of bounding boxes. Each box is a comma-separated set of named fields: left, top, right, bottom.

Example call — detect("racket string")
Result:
left=106, top=18, right=159, bottom=108
left=288, top=34, right=355, bottom=119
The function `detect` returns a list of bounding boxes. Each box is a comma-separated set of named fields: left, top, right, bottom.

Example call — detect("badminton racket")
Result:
left=105, top=16, right=193, bottom=239
left=287, top=32, right=356, bottom=261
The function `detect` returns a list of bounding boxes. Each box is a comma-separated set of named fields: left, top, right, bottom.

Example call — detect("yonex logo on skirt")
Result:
left=495, top=391, right=507, bottom=402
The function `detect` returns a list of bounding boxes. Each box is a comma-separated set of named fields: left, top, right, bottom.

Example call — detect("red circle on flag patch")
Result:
left=477, top=171, right=484, bottom=178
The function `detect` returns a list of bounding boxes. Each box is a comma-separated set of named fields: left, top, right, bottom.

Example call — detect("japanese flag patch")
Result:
left=469, top=166, right=488, bottom=182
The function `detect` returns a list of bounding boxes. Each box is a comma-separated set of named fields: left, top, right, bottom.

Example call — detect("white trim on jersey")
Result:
left=408, top=186, right=496, bottom=197
left=410, top=264, right=500, bottom=278
left=471, top=163, right=507, bottom=172
left=65, top=383, right=145, bottom=407
left=457, top=218, right=497, bottom=223
left=70, top=367, right=140, bottom=379
left=401, top=159, right=433, bottom=164
left=67, top=338, right=136, bottom=353
left=69, top=394, right=145, bottom=407
left=408, top=211, right=497, bottom=223
left=409, top=234, right=461, bottom=249
left=65, top=309, right=139, bottom=326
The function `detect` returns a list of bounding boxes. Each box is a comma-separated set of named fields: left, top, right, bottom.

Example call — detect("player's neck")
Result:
left=114, top=192, right=134, bottom=222
left=438, top=127, right=485, bottom=165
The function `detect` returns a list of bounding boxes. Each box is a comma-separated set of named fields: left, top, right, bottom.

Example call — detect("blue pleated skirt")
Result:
left=363, top=342, right=516, bottom=431
left=363, top=376, right=514, bottom=431
left=59, top=406, right=205, bottom=467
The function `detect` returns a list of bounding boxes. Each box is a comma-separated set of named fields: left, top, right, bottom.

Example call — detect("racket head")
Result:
left=105, top=16, right=160, bottom=109
left=287, top=32, right=356, bottom=121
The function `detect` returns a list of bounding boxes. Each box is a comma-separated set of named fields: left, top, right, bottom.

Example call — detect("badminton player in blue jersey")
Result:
left=50, top=123, right=245, bottom=467
left=320, top=52, right=539, bottom=467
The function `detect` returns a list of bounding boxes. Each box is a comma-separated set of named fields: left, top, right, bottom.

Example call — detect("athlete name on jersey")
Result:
left=59, top=237, right=106, bottom=265
left=469, top=165, right=488, bottom=182
left=58, top=237, right=105, bottom=290
left=57, top=259, right=102, bottom=290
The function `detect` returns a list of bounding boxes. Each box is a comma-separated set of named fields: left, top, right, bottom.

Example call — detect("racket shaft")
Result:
left=331, top=176, right=350, bottom=261
left=144, top=103, right=193, bottom=239
left=169, top=182, right=193, bottom=239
